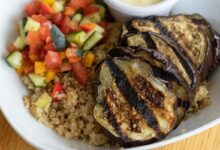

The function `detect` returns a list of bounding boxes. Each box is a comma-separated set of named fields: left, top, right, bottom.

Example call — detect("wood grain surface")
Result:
left=0, top=111, right=220, bottom=150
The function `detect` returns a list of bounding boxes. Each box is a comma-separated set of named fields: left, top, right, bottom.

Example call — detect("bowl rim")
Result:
left=1, top=103, right=220, bottom=150
left=103, top=0, right=179, bottom=14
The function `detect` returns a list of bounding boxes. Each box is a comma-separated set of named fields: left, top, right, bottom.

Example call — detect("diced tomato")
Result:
left=72, top=61, right=88, bottom=85
left=66, top=48, right=81, bottom=63
left=44, top=42, right=56, bottom=51
left=45, top=51, right=62, bottom=69
left=23, top=60, right=34, bottom=74
left=98, top=21, right=109, bottom=29
left=52, top=12, right=63, bottom=26
left=80, top=23, right=96, bottom=32
left=25, top=0, right=41, bottom=16
left=64, top=6, right=75, bottom=16
left=22, top=48, right=30, bottom=60
left=32, top=14, right=47, bottom=25
left=51, top=82, right=63, bottom=101
left=60, top=16, right=71, bottom=34
left=38, top=25, right=51, bottom=41
left=69, top=21, right=79, bottom=32
left=26, top=31, right=43, bottom=54
left=7, top=44, right=18, bottom=52
left=70, top=0, right=92, bottom=10
left=83, top=5, right=99, bottom=15
left=60, top=61, right=72, bottom=72
left=41, top=2, right=53, bottom=15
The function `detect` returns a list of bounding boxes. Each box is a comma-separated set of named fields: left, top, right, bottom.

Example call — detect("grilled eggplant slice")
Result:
left=108, top=47, right=192, bottom=120
left=122, top=14, right=217, bottom=80
left=120, top=32, right=200, bottom=90
left=94, top=58, right=185, bottom=146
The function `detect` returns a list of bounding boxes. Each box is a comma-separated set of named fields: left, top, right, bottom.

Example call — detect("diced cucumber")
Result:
left=80, top=13, right=102, bottom=25
left=66, top=31, right=88, bottom=47
left=51, top=25, right=68, bottom=51
left=13, top=36, right=26, bottom=49
left=95, top=4, right=105, bottom=19
left=87, top=24, right=104, bottom=37
left=6, top=51, right=23, bottom=69
left=72, top=13, right=82, bottom=23
left=28, top=73, right=46, bottom=87
left=85, top=13, right=102, bottom=23
left=52, top=1, right=64, bottom=13
left=80, top=17, right=91, bottom=25
left=82, top=31, right=103, bottom=51
left=35, top=92, right=52, bottom=108
left=24, top=17, right=41, bottom=32
left=19, top=17, right=28, bottom=44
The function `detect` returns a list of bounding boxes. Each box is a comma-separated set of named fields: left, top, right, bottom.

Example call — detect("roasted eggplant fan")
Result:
left=93, top=14, right=220, bottom=147
left=122, top=14, right=220, bottom=80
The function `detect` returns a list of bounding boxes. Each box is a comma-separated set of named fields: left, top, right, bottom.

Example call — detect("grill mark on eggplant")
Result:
left=103, top=91, right=129, bottom=143
left=145, top=16, right=212, bottom=81
left=108, top=47, right=192, bottom=103
left=125, top=16, right=200, bottom=90
left=105, top=59, right=164, bottom=138
left=148, top=32, right=201, bottom=90
left=132, top=75, right=165, bottom=108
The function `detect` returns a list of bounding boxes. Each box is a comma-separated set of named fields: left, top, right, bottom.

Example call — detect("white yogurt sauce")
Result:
left=120, top=0, right=162, bottom=6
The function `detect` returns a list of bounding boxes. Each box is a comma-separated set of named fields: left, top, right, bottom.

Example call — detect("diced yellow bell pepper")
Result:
left=83, top=52, right=95, bottom=68
left=35, top=61, right=46, bottom=74
left=59, top=51, right=66, bottom=60
left=45, top=70, right=56, bottom=83
left=43, top=0, right=55, bottom=6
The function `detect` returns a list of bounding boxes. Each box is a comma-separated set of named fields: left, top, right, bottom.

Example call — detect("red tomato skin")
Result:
left=45, top=51, right=62, bottom=69
left=83, top=5, right=99, bottom=15
left=41, top=2, right=53, bottom=15
left=25, top=0, right=41, bottom=16
left=32, top=14, right=47, bottom=25
left=72, top=61, right=88, bottom=85
left=38, top=25, right=51, bottom=41
left=26, top=31, right=43, bottom=54
left=70, top=0, right=92, bottom=10
left=52, top=12, right=63, bottom=26
left=23, top=60, right=34, bottom=74
left=44, top=42, right=56, bottom=51
left=51, top=82, right=63, bottom=100
left=60, top=16, right=71, bottom=34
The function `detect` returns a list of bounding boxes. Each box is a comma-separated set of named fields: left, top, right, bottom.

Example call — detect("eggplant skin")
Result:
left=94, top=58, right=182, bottom=146
left=122, top=14, right=219, bottom=81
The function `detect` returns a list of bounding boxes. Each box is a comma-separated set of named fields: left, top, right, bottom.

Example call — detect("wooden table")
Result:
left=0, top=111, right=220, bottom=150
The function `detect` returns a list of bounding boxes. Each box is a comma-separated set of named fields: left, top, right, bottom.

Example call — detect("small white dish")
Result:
left=103, top=0, right=179, bottom=21
left=0, top=0, right=220, bottom=150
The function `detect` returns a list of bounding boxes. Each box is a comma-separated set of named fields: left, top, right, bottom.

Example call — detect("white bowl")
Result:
left=0, top=0, right=220, bottom=150
left=103, top=0, right=179, bottom=21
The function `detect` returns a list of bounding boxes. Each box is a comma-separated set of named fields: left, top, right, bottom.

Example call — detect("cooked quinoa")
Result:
left=23, top=23, right=122, bottom=146
left=22, top=22, right=210, bottom=146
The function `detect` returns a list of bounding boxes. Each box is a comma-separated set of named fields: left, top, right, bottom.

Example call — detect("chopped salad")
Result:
left=6, top=0, right=108, bottom=88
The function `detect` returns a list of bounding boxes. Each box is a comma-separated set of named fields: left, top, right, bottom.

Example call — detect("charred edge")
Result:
left=176, top=98, right=190, bottom=110
left=148, top=31, right=201, bottom=91
left=102, top=99, right=129, bottom=143
left=133, top=76, right=165, bottom=108
left=105, top=59, right=164, bottom=138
